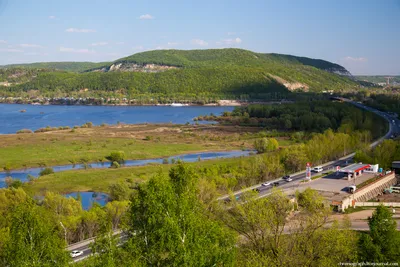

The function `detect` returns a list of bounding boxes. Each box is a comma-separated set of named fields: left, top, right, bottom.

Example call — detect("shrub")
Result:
left=162, top=158, right=169, bottom=164
left=16, top=129, right=33, bottom=134
left=254, top=138, right=279, bottom=153
left=144, top=135, right=153, bottom=141
left=106, top=151, right=126, bottom=162
left=111, top=161, right=120, bottom=168
left=39, top=167, right=54, bottom=176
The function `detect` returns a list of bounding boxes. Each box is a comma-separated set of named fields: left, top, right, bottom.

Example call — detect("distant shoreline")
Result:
left=0, top=99, right=291, bottom=107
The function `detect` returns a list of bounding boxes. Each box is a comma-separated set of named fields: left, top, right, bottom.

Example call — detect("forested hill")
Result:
left=100, top=48, right=351, bottom=75
left=0, top=48, right=360, bottom=101
left=0, top=62, right=110, bottom=72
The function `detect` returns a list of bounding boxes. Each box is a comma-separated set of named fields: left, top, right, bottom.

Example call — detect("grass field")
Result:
left=23, top=156, right=249, bottom=195
left=0, top=123, right=296, bottom=170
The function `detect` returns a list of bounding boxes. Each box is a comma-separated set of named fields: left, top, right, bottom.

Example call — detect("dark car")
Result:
left=272, top=182, right=280, bottom=187
left=283, top=175, right=290, bottom=180
left=253, top=188, right=260, bottom=193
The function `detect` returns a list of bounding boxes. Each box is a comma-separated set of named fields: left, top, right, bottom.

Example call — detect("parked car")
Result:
left=70, top=250, right=83, bottom=258
left=312, top=166, right=323, bottom=173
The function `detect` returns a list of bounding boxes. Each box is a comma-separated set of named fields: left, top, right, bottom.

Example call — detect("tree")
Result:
left=108, top=183, right=130, bottom=201
left=0, top=202, right=69, bottom=266
left=127, top=163, right=237, bottom=266
left=106, top=151, right=125, bottom=162
left=358, top=205, right=400, bottom=261
left=254, top=138, right=279, bottom=154
left=220, top=188, right=357, bottom=266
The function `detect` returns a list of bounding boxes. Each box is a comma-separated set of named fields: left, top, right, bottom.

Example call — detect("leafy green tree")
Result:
left=106, top=151, right=126, bottom=162
left=254, top=137, right=279, bottom=153
left=358, top=205, right=400, bottom=261
left=1, top=202, right=69, bottom=266
left=127, top=163, right=237, bottom=266
left=108, top=183, right=130, bottom=201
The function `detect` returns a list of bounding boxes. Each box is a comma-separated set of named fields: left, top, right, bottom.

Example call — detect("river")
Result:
left=0, top=150, right=252, bottom=188
left=0, top=104, right=234, bottom=134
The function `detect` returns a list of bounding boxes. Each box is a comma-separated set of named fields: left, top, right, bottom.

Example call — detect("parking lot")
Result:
left=280, top=171, right=378, bottom=197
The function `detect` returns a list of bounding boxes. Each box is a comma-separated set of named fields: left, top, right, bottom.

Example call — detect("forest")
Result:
left=197, top=101, right=388, bottom=139
left=0, top=49, right=361, bottom=101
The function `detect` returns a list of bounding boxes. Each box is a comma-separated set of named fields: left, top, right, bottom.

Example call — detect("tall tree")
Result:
left=358, top=205, right=400, bottom=261
left=1, top=201, right=69, bottom=267
left=127, top=163, right=237, bottom=266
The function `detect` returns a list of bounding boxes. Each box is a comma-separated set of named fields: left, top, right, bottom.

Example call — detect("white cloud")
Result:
left=139, top=14, right=154, bottom=20
left=343, top=56, right=367, bottom=62
left=91, top=42, right=108, bottom=46
left=19, top=43, right=44, bottom=48
left=0, top=40, right=6, bottom=44
left=59, top=47, right=95, bottom=54
left=0, top=48, right=23, bottom=53
left=49, top=15, right=56, bottom=19
left=65, top=28, right=96, bottom=33
left=216, top=37, right=242, bottom=45
left=167, top=42, right=179, bottom=46
left=191, top=39, right=208, bottom=46
left=116, top=42, right=125, bottom=45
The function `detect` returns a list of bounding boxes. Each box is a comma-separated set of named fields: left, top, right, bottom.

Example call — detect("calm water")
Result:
left=0, top=104, right=234, bottom=134
left=64, top=192, right=109, bottom=210
left=0, top=150, right=252, bottom=188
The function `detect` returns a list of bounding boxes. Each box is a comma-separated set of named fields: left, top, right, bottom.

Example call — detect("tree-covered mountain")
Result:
left=0, top=48, right=361, bottom=101
left=0, top=62, right=110, bottom=72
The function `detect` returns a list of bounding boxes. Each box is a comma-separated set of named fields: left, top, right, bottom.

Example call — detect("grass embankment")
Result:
left=23, top=156, right=248, bottom=195
left=1, top=124, right=295, bottom=170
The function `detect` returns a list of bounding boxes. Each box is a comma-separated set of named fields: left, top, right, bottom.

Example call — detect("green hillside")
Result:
left=0, top=48, right=360, bottom=101
left=0, top=61, right=110, bottom=72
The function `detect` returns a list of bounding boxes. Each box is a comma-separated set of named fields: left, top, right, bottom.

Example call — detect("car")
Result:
left=261, top=182, right=271, bottom=186
left=312, top=166, right=323, bottom=173
left=282, top=175, right=291, bottom=180
left=272, top=182, right=280, bottom=187
left=253, top=188, right=260, bottom=193
left=70, top=250, right=83, bottom=258
left=285, top=177, right=293, bottom=182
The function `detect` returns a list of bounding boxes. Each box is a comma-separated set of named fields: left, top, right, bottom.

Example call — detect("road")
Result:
left=68, top=98, right=400, bottom=262
left=219, top=97, right=400, bottom=201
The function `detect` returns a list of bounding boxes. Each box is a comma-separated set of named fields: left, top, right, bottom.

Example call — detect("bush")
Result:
left=27, top=174, right=36, bottom=182
left=16, top=129, right=33, bottom=134
left=254, top=137, right=279, bottom=153
left=106, top=151, right=126, bottom=162
left=162, top=158, right=169, bottom=164
left=111, top=161, right=120, bottom=168
left=39, top=167, right=54, bottom=176
left=144, top=135, right=153, bottom=141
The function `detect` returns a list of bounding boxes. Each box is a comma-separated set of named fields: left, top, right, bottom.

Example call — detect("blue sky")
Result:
left=0, top=0, right=399, bottom=75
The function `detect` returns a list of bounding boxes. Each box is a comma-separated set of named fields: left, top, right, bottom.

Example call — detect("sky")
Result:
left=0, top=0, right=399, bottom=75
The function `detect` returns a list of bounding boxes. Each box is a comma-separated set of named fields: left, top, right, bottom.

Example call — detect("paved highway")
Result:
left=219, top=97, right=400, bottom=201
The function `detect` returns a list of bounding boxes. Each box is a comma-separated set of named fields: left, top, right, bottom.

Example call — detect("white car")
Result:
left=285, top=178, right=293, bottom=182
left=312, top=166, right=323, bottom=173
left=261, top=182, right=271, bottom=186
left=70, top=250, right=83, bottom=258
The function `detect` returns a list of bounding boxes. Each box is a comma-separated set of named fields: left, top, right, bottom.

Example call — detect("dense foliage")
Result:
left=203, top=101, right=388, bottom=139
left=0, top=62, right=110, bottom=73
left=355, top=139, right=400, bottom=169
left=0, top=49, right=360, bottom=101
